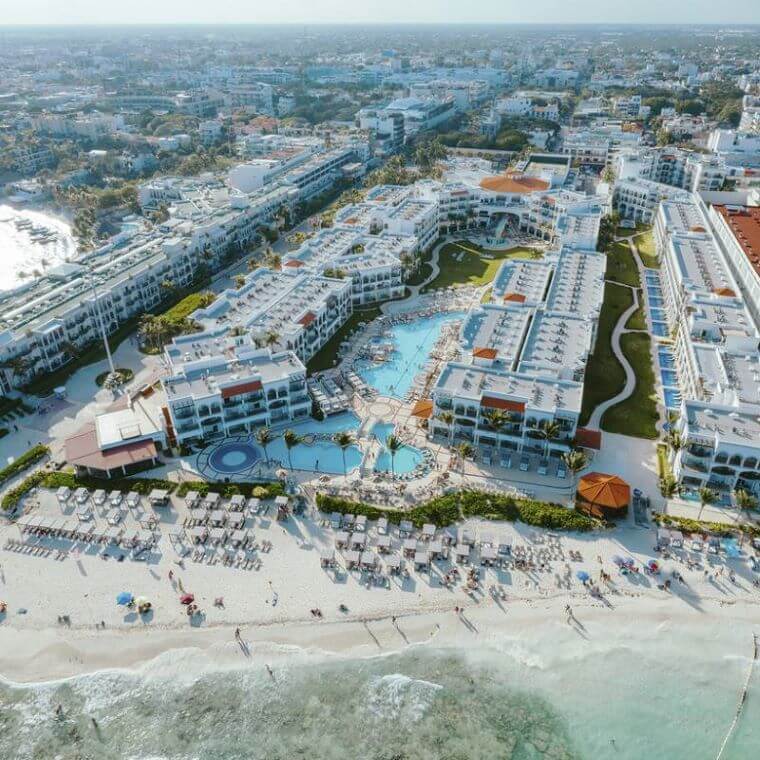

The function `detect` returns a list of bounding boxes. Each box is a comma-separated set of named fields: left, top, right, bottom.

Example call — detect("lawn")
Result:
left=634, top=228, right=659, bottom=269
left=421, top=241, right=540, bottom=292
left=162, top=291, right=215, bottom=322
left=625, top=290, right=647, bottom=330
left=307, top=305, right=382, bottom=374
left=605, top=241, right=640, bottom=288
left=579, top=282, right=633, bottom=426
left=601, top=332, right=659, bottom=439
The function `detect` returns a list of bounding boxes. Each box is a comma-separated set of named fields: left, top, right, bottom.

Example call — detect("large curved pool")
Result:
left=208, top=441, right=260, bottom=474
left=371, top=421, right=425, bottom=475
left=357, top=312, right=464, bottom=399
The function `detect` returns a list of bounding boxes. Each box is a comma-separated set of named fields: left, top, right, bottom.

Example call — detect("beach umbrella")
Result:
left=576, top=570, right=590, bottom=582
left=622, top=557, right=636, bottom=567
left=611, top=555, right=624, bottom=566
left=647, top=560, right=659, bottom=573
left=180, top=593, right=195, bottom=605
left=116, top=592, right=133, bottom=605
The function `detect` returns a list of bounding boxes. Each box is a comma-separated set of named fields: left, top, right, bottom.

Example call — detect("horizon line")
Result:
left=1, top=21, right=759, bottom=28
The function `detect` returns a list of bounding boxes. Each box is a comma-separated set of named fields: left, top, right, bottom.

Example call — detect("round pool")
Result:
left=208, top=441, right=260, bottom=474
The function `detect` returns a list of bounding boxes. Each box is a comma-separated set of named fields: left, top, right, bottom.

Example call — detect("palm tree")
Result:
left=562, top=449, right=588, bottom=491
left=386, top=434, right=402, bottom=479
left=697, top=486, right=717, bottom=521
left=283, top=429, right=302, bottom=471
left=264, top=331, right=280, bottom=348
left=256, top=427, right=272, bottom=466
left=437, top=411, right=455, bottom=446
left=234, top=274, right=246, bottom=289
left=484, top=409, right=508, bottom=433
left=333, top=431, right=354, bottom=477
left=659, top=474, right=679, bottom=499
left=457, top=442, right=473, bottom=473
left=540, top=420, right=561, bottom=457
left=733, top=488, right=757, bottom=545
left=246, top=258, right=259, bottom=273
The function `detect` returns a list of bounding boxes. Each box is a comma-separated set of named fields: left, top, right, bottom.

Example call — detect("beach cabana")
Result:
left=576, top=472, right=630, bottom=518
left=656, top=528, right=672, bottom=549
left=377, top=517, right=388, bottom=535
left=344, top=550, right=360, bottom=569
left=189, top=508, right=207, bottom=524
left=335, top=530, right=350, bottom=548
left=185, top=491, right=200, bottom=508
left=203, top=492, right=221, bottom=509
left=422, top=523, right=436, bottom=540
left=190, top=526, right=208, bottom=544
left=455, top=543, right=471, bottom=563
left=460, top=529, right=475, bottom=545
left=354, top=515, right=367, bottom=532
left=228, top=513, right=245, bottom=529
left=136, top=529, right=155, bottom=547
left=480, top=545, right=498, bottom=566
left=360, top=551, right=376, bottom=569
left=149, top=489, right=169, bottom=507
left=351, top=533, right=367, bottom=550
left=429, top=540, right=444, bottom=560
left=341, top=513, right=355, bottom=529
left=107, top=509, right=122, bottom=526
left=414, top=551, right=430, bottom=570
left=231, top=529, right=247, bottom=547
left=93, top=489, right=107, bottom=506
left=329, top=512, right=342, bottom=529
left=246, top=497, right=262, bottom=515
left=105, top=526, right=122, bottom=544
left=229, top=494, right=245, bottom=511
left=386, top=554, right=402, bottom=574
left=320, top=549, right=336, bottom=568
left=74, top=487, right=89, bottom=504
left=375, top=535, right=391, bottom=553
left=76, top=503, right=93, bottom=521
left=399, top=520, right=414, bottom=537
left=209, top=527, right=227, bottom=545
left=210, top=510, right=226, bottom=526
left=126, top=491, right=141, bottom=509
left=56, top=486, right=71, bottom=503
left=109, top=490, right=123, bottom=507
left=402, top=538, right=417, bottom=557
left=441, top=527, right=457, bottom=545
left=670, top=530, right=684, bottom=548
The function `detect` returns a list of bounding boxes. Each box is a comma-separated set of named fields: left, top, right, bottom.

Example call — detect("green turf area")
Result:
left=625, top=291, right=647, bottom=330
left=605, top=241, right=641, bottom=287
left=634, top=228, right=659, bottom=269
left=579, top=282, right=633, bottom=426
left=161, top=291, right=215, bottom=322
left=615, top=222, right=649, bottom=238
left=601, top=332, right=659, bottom=439
left=422, top=241, right=540, bottom=291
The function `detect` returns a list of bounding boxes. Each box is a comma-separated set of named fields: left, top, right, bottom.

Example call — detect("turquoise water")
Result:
left=371, top=421, right=425, bottom=474
left=260, top=412, right=362, bottom=474
left=357, top=312, right=463, bottom=399
left=2, top=636, right=759, bottom=759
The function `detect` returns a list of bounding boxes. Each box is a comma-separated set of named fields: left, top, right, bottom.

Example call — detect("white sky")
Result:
left=2, top=1, right=758, bottom=26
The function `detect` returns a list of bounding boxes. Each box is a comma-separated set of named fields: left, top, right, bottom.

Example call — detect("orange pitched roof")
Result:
left=298, top=311, right=317, bottom=327
left=473, top=347, right=497, bottom=359
left=577, top=472, right=630, bottom=510
left=284, top=259, right=305, bottom=268
left=714, top=287, right=736, bottom=297
left=503, top=292, right=527, bottom=303
left=714, top=205, right=760, bottom=277
left=410, top=399, right=433, bottom=419
left=480, top=396, right=525, bottom=413
left=221, top=380, right=263, bottom=399
left=479, top=173, right=550, bottom=194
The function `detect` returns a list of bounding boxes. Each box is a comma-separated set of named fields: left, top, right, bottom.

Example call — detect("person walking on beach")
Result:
left=235, top=627, right=240, bottom=640
left=565, top=604, right=573, bottom=624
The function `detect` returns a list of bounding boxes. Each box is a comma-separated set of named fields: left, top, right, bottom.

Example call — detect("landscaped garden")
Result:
left=634, top=228, right=659, bottom=269
left=605, top=240, right=640, bottom=288
left=422, top=240, right=540, bottom=291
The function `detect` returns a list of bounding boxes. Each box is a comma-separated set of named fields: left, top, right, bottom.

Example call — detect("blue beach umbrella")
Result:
left=116, top=592, right=133, bottom=605
left=576, top=570, right=590, bottom=582
left=611, top=555, right=624, bottom=566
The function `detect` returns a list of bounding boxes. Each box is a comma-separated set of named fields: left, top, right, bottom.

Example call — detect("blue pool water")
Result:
left=257, top=412, right=363, bottom=474
left=357, top=312, right=464, bottom=399
left=647, top=287, right=661, bottom=299
left=658, top=349, right=674, bottom=369
left=375, top=445, right=424, bottom=474
left=660, top=370, right=678, bottom=386
left=208, top=441, right=260, bottom=474
left=648, top=296, right=664, bottom=307
left=652, top=322, right=668, bottom=337
left=664, top=388, right=681, bottom=409
left=650, top=308, right=666, bottom=322
left=371, top=421, right=426, bottom=474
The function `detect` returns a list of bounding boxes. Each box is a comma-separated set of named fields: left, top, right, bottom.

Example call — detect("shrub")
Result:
left=0, top=444, right=49, bottom=487
left=175, top=480, right=284, bottom=499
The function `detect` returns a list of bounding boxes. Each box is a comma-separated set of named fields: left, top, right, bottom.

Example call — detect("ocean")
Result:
left=0, top=203, right=77, bottom=292
left=1, top=626, right=759, bottom=760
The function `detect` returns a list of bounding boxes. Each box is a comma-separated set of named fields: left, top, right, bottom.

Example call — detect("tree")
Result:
left=256, top=427, right=272, bottom=466
left=697, top=486, right=717, bottom=521
left=666, top=429, right=684, bottom=455
left=333, top=431, right=354, bottom=477
left=437, top=411, right=455, bottom=446
left=484, top=409, right=508, bottom=434
left=283, top=430, right=302, bottom=471
left=246, top=258, right=259, bottom=273
left=562, top=449, right=588, bottom=491
left=659, top=474, right=679, bottom=499
left=457, top=442, right=473, bottom=473
left=234, top=274, right=246, bottom=289
left=385, top=434, right=402, bottom=479
left=540, top=420, right=561, bottom=457
left=264, top=331, right=279, bottom=348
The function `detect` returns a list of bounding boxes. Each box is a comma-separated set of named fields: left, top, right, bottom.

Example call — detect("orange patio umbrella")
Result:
left=577, top=472, right=630, bottom=510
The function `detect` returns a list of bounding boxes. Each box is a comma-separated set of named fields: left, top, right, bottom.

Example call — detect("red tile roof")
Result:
left=479, top=173, right=550, bottom=194
left=64, top=423, right=157, bottom=472
left=221, top=380, right=263, bottom=399
left=503, top=292, right=527, bottom=303
left=715, top=205, right=760, bottom=277
left=284, top=259, right=305, bottom=268
left=480, top=396, right=525, bottom=413
left=298, top=311, right=317, bottom=327
left=473, top=347, right=497, bottom=359
left=575, top=427, right=602, bottom=451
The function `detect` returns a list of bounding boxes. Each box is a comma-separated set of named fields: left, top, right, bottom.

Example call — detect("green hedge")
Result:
left=316, top=489, right=598, bottom=532
left=176, top=480, right=284, bottom=499
left=652, top=512, right=760, bottom=538
left=0, top=444, right=49, bottom=487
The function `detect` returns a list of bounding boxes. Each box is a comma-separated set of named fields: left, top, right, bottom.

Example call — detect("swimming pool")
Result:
left=660, top=369, right=678, bottom=387
left=258, top=412, right=363, bottom=474
left=658, top=348, right=674, bottom=369
left=663, top=388, right=681, bottom=409
left=650, top=308, right=666, bottom=322
left=648, top=297, right=664, bottom=308
left=357, top=312, right=464, bottom=399
left=370, top=421, right=426, bottom=474
left=652, top=322, right=668, bottom=337
left=208, top=441, right=261, bottom=474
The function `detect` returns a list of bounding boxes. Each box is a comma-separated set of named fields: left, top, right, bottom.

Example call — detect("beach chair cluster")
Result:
left=307, top=375, right=350, bottom=416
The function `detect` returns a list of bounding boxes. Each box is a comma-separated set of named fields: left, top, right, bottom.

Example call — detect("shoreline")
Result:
left=2, top=590, right=758, bottom=685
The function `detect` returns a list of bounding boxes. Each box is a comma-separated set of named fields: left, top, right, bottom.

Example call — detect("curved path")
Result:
left=587, top=281, right=641, bottom=429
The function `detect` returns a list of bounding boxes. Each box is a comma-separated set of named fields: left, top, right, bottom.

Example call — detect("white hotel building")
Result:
left=654, top=196, right=760, bottom=497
